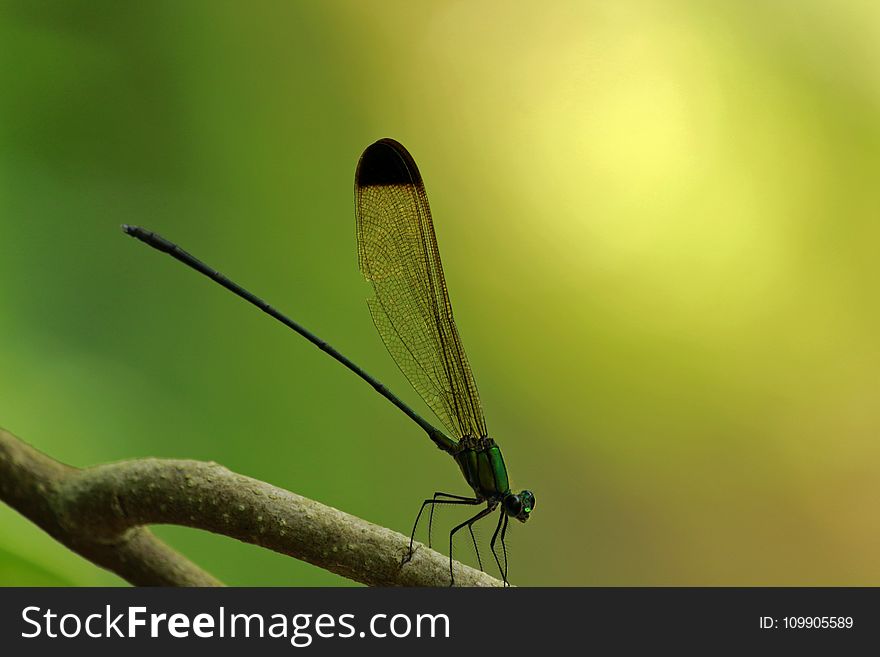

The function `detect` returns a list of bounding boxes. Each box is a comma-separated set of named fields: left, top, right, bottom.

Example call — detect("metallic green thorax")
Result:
left=452, top=436, right=510, bottom=502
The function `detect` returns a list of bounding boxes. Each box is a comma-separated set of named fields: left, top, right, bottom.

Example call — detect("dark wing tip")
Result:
left=355, top=138, right=423, bottom=188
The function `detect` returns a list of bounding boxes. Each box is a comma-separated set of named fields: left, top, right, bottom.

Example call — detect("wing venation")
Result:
left=355, top=138, right=487, bottom=439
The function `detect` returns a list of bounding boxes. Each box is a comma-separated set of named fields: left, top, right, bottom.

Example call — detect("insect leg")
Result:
left=428, top=492, right=477, bottom=548
left=489, top=508, right=506, bottom=583
left=447, top=504, right=495, bottom=586
left=500, top=513, right=510, bottom=586
left=468, top=523, right=483, bottom=572
left=404, top=494, right=481, bottom=565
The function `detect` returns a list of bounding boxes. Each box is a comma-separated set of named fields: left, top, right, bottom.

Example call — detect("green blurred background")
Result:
left=1, top=0, right=878, bottom=586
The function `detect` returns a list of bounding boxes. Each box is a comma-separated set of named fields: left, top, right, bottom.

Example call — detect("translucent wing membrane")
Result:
left=355, top=138, right=487, bottom=439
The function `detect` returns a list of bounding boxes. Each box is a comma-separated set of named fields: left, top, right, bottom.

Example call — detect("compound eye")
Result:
left=524, top=491, right=535, bottom=512
left=505, top=496, right=522, bottom=516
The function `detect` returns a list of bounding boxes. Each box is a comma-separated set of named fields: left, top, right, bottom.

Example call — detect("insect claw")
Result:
left=400, top=545, right=417, bottom=567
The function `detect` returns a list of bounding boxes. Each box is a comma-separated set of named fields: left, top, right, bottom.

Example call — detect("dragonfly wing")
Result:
left=355, top=138, right=487, bottom=439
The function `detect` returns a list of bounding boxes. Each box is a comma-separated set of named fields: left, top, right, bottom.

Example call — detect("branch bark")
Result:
left=0, top=428, right=503, bottom=587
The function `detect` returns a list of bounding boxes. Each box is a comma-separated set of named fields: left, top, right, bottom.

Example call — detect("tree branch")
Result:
left=0, top=428, right=502, bottom=587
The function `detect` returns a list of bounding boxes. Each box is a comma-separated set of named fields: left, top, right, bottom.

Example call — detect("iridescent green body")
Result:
left=453, top=437, right=510, bottom=502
